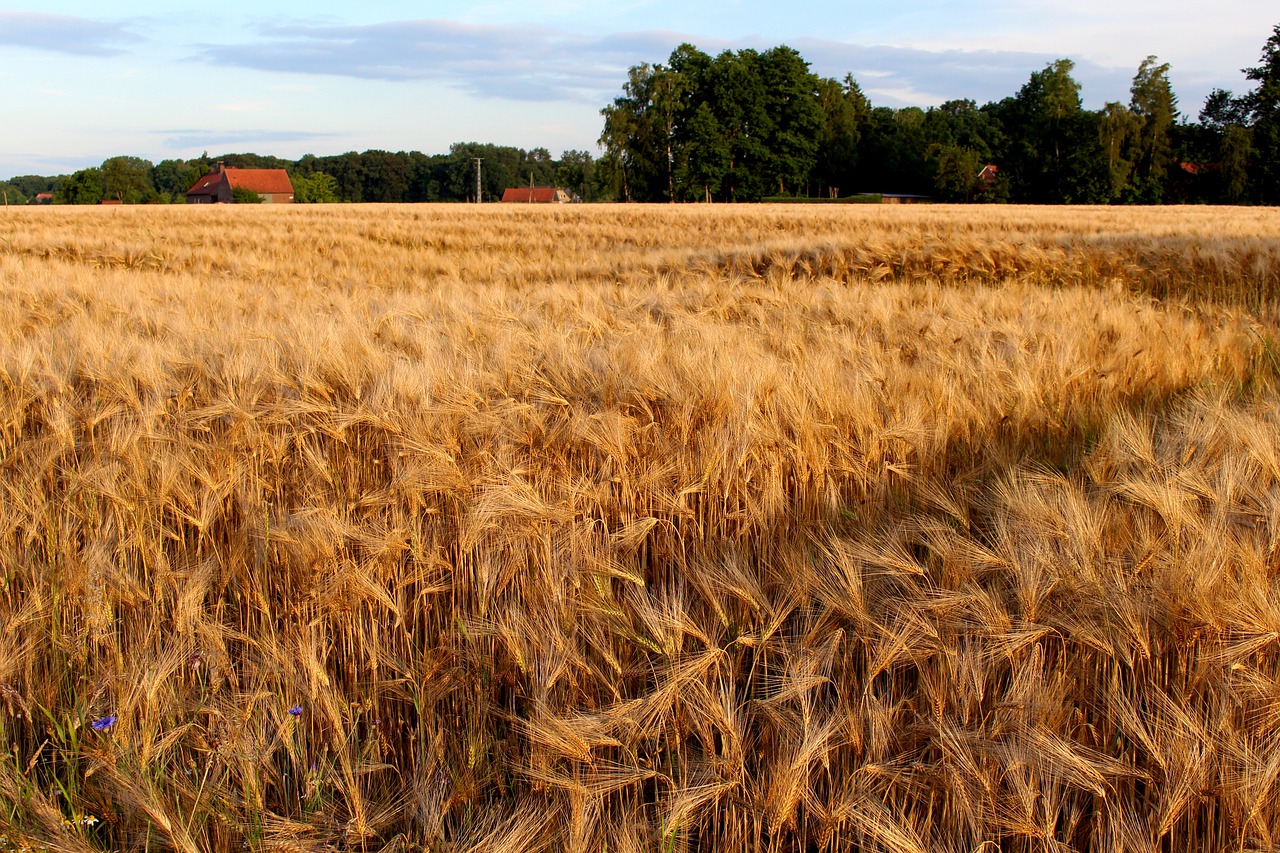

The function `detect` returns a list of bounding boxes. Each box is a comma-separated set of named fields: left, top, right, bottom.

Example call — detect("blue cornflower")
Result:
left=287, top=705, right=303, bottom=717
left=90, top=715, right=117, bottom=732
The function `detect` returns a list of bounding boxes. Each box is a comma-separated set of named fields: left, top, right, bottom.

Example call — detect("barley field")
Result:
left=2, top=203, right=1280, bottom=852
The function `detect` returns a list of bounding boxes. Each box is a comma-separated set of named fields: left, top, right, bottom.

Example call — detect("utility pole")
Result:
left=474, top=158, right=483, bottom=203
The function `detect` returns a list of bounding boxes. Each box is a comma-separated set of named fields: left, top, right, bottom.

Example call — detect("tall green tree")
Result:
left=855, top=106, right=934, bottom=196
left=1221, top=124, right=1254, bottom=202
left=703, top=49, right=771, bottom=201
left=57, top=168, right=105, bottom=204
left=1098, top=101, right=1139, bottom=200
left=101, top=156, right=154, bottom=202
left=1190, top=89, right=1253, bottom=202
left=678, top=102, right=731, bottom=200
left=1244, top=23, right=1280, bottom=201
left=600, top=44, right=827, bottom=202
left=600, top=62, right=669, bottom=201
left=1200, top=88, right=1251, bottom=129
left=1127, top=56, right=1177, bottom=201
left=995, top=59, right=1106, bottom=202
left=756, top=46, right=823, bottom=196
left=556, top=150, right=596, bottom=201
left=1030, top=59, right=1082, bottom=197
left=812, top=74, right=870, bottom=198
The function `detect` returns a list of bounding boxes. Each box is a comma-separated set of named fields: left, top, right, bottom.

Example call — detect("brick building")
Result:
left=186, top=163, right=294, bottom=203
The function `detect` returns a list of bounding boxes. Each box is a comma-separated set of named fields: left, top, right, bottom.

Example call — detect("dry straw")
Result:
left=1, top=203, right=1280, bottom=851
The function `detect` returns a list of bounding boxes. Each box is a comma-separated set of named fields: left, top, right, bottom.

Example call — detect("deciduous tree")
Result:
left=1127, top=56, right=1177, bottom=201
left=292, top=171, right=339, bottom=203
left=100, top=156, right=154, bottom=202
left=813, top=74, right=870, bottom=198
left=58, top=168, right=104, bottom=204
left=1244, top=23, right=1280, bottom=201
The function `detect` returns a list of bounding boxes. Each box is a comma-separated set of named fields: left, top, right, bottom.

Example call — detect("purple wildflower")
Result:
left=90, top=715, right=116, bottom=732
left=287, top=705, right=303, bottom=717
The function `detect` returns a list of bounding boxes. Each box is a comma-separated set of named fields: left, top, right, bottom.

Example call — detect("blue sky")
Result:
left=1, top=1, right=1275, bottom=178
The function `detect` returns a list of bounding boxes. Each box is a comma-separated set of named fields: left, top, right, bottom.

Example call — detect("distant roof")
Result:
left=501, top=186, right=563, bottom=203
left=186, top=167, right=293, bottom=196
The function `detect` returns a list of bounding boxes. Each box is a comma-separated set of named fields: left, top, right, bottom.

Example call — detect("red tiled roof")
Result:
left=186, top=167, right=293, bottom=196
left=501, top=187, right=561, bottom=203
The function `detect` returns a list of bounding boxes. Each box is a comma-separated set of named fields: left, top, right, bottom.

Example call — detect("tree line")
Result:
left=0, top=144, right=603, bottom=205
left=598, top=24, right=1280, bottom=204
left=4, top=22, right=1277, bottom=206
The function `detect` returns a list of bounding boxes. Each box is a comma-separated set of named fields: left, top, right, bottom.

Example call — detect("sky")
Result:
left=1, top=1, right=1276, bottom=179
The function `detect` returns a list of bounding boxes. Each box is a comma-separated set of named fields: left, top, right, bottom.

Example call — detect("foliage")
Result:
left=292, top=171, right=340, bottom=203
left=810, top=75, right=871, bottom=198
left=56, top=168, right=105, bottom=204
left=555, top=149, right=596, bottom=201
left=231, top=186, right=265, bottom=203
left=986, top=59, right=1107, bottom=203
left=1098, top=101, right=1139, bottom=199
left=0, top=183, right=26, bottom=205
left=1245, top=24, right=1280, bottom=201
left=1126, top=56, right=1178, bottom=201
left=100, top=156, right=155, bottom=203
left=153, top=157, right=211, bottom=199
left=6, top=174, right=58, bottom=199
left=601, top=44, right=830, bottom=201
left=594, top=24, right=1279, bottom=205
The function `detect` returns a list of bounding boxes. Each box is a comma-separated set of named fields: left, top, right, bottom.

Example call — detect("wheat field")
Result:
left=2, top=203, right=1280, bottom=852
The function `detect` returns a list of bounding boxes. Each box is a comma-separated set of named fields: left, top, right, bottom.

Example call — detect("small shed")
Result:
left=186, top=163, right=294, bottom=204
left=500, top=186, right=572, bottom=204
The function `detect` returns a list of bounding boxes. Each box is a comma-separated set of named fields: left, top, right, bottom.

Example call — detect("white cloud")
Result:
left=196, top=19, right=694, bottom=101
left=191, top=16, right=1212, bottom=110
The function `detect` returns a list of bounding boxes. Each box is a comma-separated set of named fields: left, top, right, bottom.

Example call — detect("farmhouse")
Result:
left=500, top=186, right=573, bottom=204
left=186, top=163, right=294, bottom=204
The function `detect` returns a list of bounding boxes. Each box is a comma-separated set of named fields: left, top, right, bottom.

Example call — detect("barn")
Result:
left=186, top=164, right=294, bottom=204
left=500, top=186, right=573, bottom=204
